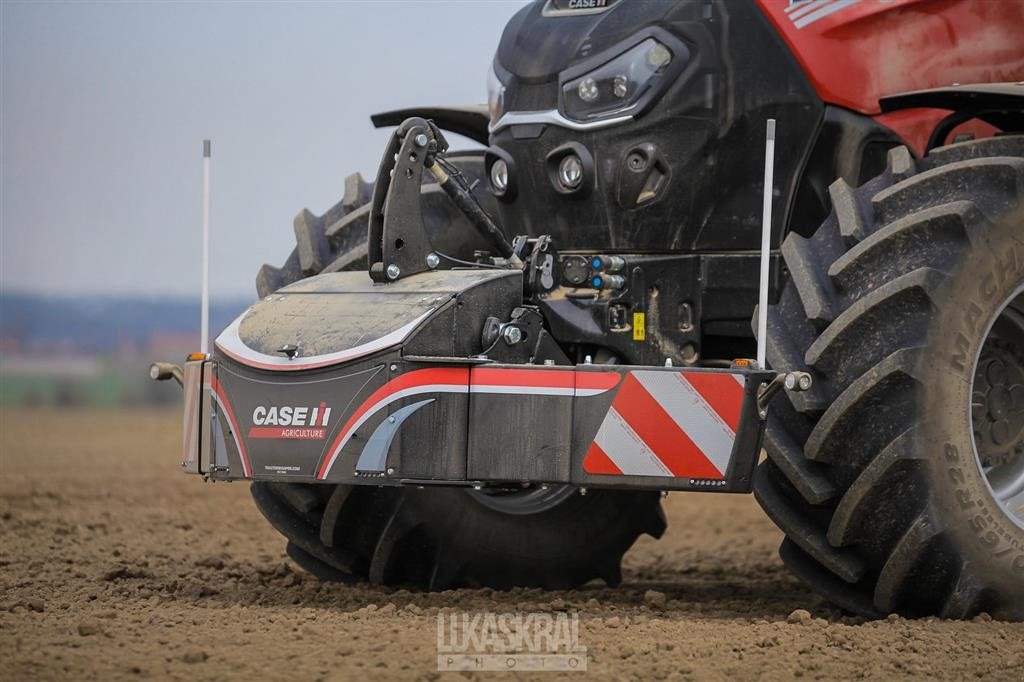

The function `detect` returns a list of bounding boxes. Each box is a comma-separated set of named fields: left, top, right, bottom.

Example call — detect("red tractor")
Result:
left=155, top=0, right=1024, bottom=619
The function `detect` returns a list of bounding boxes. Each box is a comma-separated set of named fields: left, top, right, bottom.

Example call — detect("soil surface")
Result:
left=1, top=408, right=1022, bottom=681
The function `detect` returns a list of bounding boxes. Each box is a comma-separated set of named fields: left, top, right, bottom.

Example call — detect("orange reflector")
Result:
left=733, top=358, right=751, bottom=367
left=188, top=353, right=207, bottom=362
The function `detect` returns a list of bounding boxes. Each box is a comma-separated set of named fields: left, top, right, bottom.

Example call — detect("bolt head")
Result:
left=425, top=252, right=440, bottom=269
left=502, top=325, right=523, bottom=345
left=798, top=374, right=812, bottom=390
left=387, top=415, right=396, bottom=424
left=414, top=133, right=429, bottom=147
left=386, top=467, right=395, bottom=475
left=784, top=373, right=796, bottom=390
left=386, top=264, right=401, bottom=280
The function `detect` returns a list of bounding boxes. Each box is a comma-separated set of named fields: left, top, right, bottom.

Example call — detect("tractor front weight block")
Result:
left=172, top=268, right=774, bottom=494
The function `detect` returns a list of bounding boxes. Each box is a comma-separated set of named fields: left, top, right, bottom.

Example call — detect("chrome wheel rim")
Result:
left=971, top=285, right=1024, bottom=530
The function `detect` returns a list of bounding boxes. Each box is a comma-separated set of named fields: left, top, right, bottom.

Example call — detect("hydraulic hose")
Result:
left=428, top=162, right=514, bottom=259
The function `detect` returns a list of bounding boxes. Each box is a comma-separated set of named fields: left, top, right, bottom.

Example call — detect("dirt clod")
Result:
left=787, top=608, right=812, bottom=624
left=77, top=622, right=100, bottom=637
left=644, top=589, right=667, bottom=609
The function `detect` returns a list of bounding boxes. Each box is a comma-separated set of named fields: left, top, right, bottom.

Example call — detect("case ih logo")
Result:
left=249, top=402, right=332, bottom=440
left=544, top=0, right=617, bottom=15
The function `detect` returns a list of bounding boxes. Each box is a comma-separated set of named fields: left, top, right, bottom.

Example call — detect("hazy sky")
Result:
left=1, top=0, right=527, bottom=301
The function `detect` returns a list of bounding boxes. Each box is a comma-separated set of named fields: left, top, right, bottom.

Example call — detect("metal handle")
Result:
left=149, top=362, right=183, bottom=387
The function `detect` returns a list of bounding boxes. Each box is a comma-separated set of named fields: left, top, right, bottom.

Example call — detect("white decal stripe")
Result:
left=469, top=385, right=575, bottom=396
left=631, top=371, right=734, bottom=476
left=794, top=0, right=859, bottom=28
left=214, top=309, right=433, bottom=371
left=575, top=387, right=613, bottom=397
left=593, top=408, right=674, bottom=477
left=787, top=0, right=835, bottom=20
left=211, top=391, right=251, bottom=477
left=319, top=383, right=467, bottom=479
left=733, top=373, right=747, bottom=388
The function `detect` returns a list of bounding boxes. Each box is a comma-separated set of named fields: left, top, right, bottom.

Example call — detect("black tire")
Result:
left=252, top=482, right=666, bottom=589
left=251, top=155, right=667, bottom=590
left=256, top=171, right=374, bottom=298
left=755, top=136, right=1024, bottom=619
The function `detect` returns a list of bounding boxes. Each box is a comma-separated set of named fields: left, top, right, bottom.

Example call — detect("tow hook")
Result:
left=149, top=362, right=184, bottom=387
left=757, top=371, right=812, bottom=419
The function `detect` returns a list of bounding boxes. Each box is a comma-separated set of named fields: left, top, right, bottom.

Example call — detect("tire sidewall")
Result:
left=920, top=209, right=1024, bottom=611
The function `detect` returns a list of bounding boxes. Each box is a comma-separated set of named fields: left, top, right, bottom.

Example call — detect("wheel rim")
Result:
left=467, top=484, right=577, bottom=515
left=971, top=285, right=1024, bottom=530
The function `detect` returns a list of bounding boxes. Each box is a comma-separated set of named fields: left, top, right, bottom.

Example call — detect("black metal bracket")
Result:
left=368, top=117, right=438, bottom=283
left=368, top=117, right=515, bottom=283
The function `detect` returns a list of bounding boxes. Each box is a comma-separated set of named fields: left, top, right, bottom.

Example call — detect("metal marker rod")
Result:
left=201, top=140, right=211, bottom=355
left=756, top=120, right=776, bottom=370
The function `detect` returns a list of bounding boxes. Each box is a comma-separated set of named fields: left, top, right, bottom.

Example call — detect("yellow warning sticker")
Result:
left=633, top=312, right=646, bottom=341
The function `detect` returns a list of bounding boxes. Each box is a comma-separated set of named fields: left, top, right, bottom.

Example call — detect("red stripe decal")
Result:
left=582, top=442, right=623, bottom=475
left=316, top=367, right=469, bottom=479
left=611, top=374, right=723, bottom=479
left=680, top=372, right=744, bottom=432
left=209, top=375, right=252, bottom=478
left=471, top=367, right=575, bottom=389
left=469, top=367, right=621, bottom=393
left=575, top=371, right=622, bottom=393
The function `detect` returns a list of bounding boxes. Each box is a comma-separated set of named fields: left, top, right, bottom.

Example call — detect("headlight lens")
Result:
left=557, top=155, right=584, bottom=190
left=561, top=38, right=678, bottom=122
left=487, top=63, right=505, bottom=126
left=577, top=77, right=599, bottom=103
left=490, top=158, right=509, bottom=194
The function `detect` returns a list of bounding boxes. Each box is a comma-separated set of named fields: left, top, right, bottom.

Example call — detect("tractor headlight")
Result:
left=487, top=62, right=505, bottom=126
left=557, top=154, right=583, bottom=190
left=559, top=35, right=688, bottom=123
left=490, top=158, right=509, bottom=194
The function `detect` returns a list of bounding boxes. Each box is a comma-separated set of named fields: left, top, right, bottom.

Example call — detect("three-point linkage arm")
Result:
left=367, top=117, right=512, bottom=283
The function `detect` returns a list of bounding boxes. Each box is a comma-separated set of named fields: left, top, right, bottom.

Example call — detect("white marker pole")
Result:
left=756, top=120, right=776, bottom=370
left=201, top=140, right=211, bottom=355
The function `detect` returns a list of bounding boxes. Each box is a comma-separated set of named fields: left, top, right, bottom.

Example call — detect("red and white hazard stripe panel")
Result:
left=582, top=370, right=745, bottom=479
